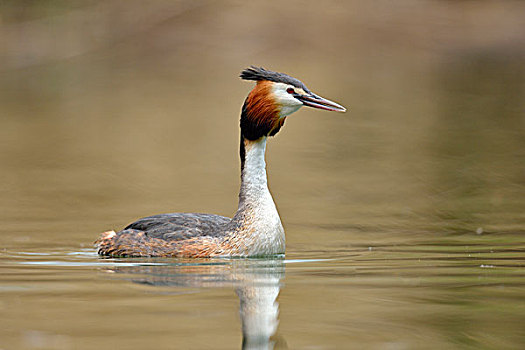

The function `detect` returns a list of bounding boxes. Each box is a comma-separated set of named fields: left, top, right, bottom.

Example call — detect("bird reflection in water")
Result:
left=101, top=258, right=286, bottom=349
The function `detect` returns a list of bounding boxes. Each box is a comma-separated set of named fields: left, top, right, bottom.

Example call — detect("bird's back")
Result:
left=125, top=213, right=231, bottom=240
left=96, top=213, right=232, bottom=257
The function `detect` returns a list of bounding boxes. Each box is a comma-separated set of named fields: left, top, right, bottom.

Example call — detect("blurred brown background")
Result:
left=1, top=2, right=525, bottom=349
left=1, top=0, right=524, bottom=246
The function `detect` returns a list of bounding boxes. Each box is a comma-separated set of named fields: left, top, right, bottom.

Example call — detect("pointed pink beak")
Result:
left=296, top=93, right=346, bottom=112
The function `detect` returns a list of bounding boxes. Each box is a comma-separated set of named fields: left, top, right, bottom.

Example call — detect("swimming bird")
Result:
left=96, top=66, right=346, bottom=258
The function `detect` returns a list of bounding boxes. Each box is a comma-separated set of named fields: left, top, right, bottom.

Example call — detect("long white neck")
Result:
left=239, top=137, right=270, bottom=206
left=230, top=136, right=285, bottom=256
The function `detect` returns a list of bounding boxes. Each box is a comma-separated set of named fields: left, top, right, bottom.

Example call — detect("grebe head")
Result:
left=240, top=66, right=346, bottom=140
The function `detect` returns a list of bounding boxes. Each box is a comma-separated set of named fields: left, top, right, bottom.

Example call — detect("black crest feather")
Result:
left=240, top=66, right=311, bottom=93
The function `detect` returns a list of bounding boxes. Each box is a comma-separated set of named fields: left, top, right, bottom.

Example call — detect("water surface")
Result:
left=1, top=1, right=525, bottom=349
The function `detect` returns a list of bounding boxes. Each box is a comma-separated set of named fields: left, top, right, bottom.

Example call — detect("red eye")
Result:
left=286, top=87, right=295, bottom=94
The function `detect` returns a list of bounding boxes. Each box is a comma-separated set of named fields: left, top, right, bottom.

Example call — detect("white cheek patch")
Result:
left=279, top=105, right=302, bottom=118
left=272, top=83, right=303, bottom=118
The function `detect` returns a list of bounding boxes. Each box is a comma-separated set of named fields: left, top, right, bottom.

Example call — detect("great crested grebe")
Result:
left=96, top=67, right=346, bottom=257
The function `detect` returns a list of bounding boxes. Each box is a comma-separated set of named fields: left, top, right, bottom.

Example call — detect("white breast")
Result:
left=232, top=137, right=285, bottom=256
